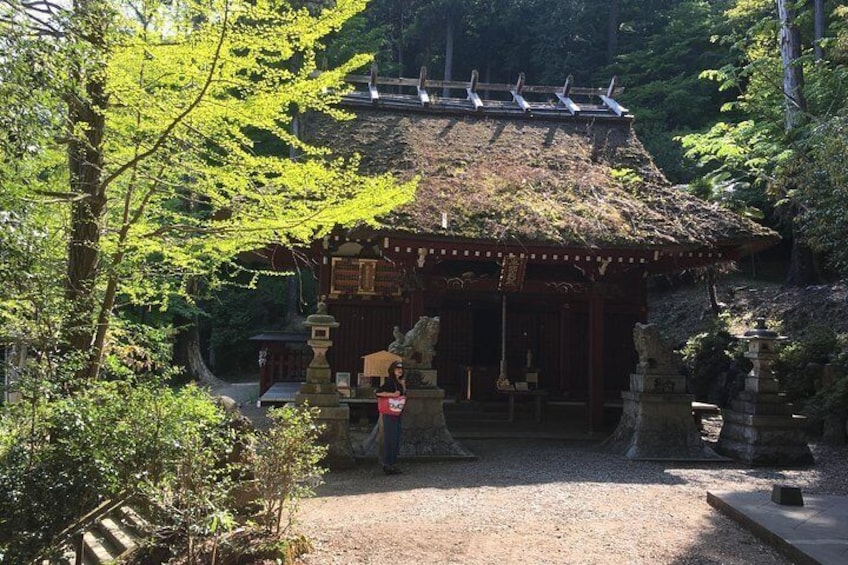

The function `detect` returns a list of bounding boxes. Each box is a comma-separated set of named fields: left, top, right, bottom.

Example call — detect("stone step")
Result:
left=118, top=505, right=149, bottom=535
left=82, top=530, right=116, bottom=565
left=48, top=505, right=148, bottom=565
left=98, top=516, right=138, bottom=556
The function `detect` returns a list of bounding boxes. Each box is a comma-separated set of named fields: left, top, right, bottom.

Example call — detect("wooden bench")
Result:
left=691, top=401, right=721, bottom=429
left=497, top=389, right=548, bottom=423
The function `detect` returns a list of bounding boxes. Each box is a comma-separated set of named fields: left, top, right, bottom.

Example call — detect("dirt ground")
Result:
left=212, top=390, right=848, bottom=565
left=292, top=427, right=847, bottom=565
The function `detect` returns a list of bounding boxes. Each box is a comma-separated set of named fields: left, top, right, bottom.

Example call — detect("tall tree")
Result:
left=0, top=0, right=415, bottom=384
left=608, top=0, right=620, bottom=64
left=814, top=0, right=826, bottom=61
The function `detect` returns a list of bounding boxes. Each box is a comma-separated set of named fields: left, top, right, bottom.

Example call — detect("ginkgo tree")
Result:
left=0, top=0, right=415, bottom=385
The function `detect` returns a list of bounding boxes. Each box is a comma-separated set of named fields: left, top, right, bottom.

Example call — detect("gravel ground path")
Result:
left=208, top=382, right=847, bottom=564
left=294, top=433, right=848, bottom=565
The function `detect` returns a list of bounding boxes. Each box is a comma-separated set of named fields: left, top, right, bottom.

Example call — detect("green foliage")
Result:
left=2, top=0, right=416, bottom=381
left=251, top=404, right=327, bottom=538
left=681, top=314, right=749, bottom=406
left=772, top=325, right=839, bottom=403
left=609, top=167, right=643, bottom=186
left=678, top=0, right=848, bottom=271
left=797, top=110, right=848, bottom=274
left=611, top=0, right=736, bottom=182
left=143, top=394, right=238, bottom=565
left=0, top=381, right=229, bottom=563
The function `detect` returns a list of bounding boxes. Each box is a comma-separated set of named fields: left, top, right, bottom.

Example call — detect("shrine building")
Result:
left=263, top=70, right=777, bottom=429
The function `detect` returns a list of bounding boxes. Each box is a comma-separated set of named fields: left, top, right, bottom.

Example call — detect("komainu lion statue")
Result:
left=633, top=323, right=679, bottom=375
left=388, top=316, right=440, bottom=369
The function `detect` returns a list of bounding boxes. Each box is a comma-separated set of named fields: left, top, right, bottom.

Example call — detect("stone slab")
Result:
left=708, top=490, right=848, bottom=565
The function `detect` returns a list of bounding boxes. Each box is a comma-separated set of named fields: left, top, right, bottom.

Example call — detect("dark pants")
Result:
left=381, top=414, right=402, bottom=467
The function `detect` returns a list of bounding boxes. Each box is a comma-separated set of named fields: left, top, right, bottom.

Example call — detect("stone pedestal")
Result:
left=717, top=319, right=813, bottom=466
left=604, top=323, right=724, bottom=461
left=604, top=374, right=724, bottom=461
left=357, top=388, right=475, bottom=460
left=296, top=304, right=355, bottom=469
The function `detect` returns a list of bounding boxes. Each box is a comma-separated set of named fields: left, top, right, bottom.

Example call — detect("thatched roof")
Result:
left=303, top=106, right=777, bottom=253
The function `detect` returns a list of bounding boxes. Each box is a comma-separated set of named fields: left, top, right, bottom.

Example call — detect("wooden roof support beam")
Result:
left=368, top=65, right=380, bottom=103
left=599, top=76, right=628, bottom=117
left=467, top=69, right=483, bottom=111
left=418, top=66, right=430, bottom=106
left=511, top=72, right=531, bottom=113
left=555, top=74, right=581, bottom=115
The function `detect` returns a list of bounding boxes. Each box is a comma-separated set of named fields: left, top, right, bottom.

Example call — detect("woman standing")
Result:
left=376, top=360, right=406, bottom=475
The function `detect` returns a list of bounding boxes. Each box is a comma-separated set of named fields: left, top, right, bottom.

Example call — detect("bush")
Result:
left=681, top=315, right=749, bottom=406
left=1, top=377, right=328, bottom=564
left=251, top=405, right=327, bottom=538
left=772, top=325, right=839, bottom=404
left=0, top=381, right=230, bottom=563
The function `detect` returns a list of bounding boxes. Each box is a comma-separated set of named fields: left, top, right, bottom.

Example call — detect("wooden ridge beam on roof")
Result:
left=555, top=75, right=581, bottom=115
left=599, top=76, right=629, bottom=117
left=339, top=67, right=632, bottom=119
left=467, top=70, right=484, bottom=111
left=343, top=72, right=623, bottom=97
left=511, top=72, right=531, bottom=113
left=418, top=66, right=430, bottom=106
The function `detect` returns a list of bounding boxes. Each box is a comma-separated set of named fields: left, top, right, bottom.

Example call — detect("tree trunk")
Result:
left=65, top=0, right=109, bottom=377
left=785, top=233, right=820, bottom=287
left=607, top=0, right=620, bottom=65
left=777, top=0, right=807, bottom=130
left=706, top=268, right=722, bottom=315
left=442, top=11, right=455, bottom=98
left=814, top=0, right=825, bottom=61
left=176, top=321, right=226, bottom=388
left=777, top=1, right=818, bottom=287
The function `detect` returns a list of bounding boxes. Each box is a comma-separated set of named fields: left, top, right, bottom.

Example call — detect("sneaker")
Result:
left=383, top=465, right=402, bottom=475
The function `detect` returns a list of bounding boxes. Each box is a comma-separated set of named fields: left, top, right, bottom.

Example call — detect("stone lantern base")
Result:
left=717, top=391, right=813, bottom=466
left=357, top=388, right=475, bottom=461
left=286, top=401, right=356, bottom=469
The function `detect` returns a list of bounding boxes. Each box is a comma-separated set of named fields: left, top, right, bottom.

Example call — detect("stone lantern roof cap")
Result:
left=741, top=317, right=786, bottom=340
left=303, top=302, right=340, bottom=328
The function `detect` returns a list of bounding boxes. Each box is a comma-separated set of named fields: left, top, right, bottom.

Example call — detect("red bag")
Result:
left=377, top=395, right=406, bottom=415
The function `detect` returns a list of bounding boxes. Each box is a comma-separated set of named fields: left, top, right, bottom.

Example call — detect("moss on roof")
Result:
left=303, top=108, right=777, bottom=251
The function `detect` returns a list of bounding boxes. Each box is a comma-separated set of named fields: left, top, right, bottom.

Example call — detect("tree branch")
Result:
left=99, top=0, right=231, bottom=192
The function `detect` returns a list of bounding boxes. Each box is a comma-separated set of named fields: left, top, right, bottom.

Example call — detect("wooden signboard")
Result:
left=330, top=258, right=401, bottom=297
left=498, top=256, right=527, bottom=292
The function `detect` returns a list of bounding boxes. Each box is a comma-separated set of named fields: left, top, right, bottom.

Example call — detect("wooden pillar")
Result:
left=588, top=283, right=605, bottom=431
left=559, top=304, right=570, bottom=392
left=637, top=271, right=649, bottom=323
left=259, top=342, right=270, bottom=395
left=317, top=258, right=331, bottom=299
left=403, top=289, right=425, bottom=330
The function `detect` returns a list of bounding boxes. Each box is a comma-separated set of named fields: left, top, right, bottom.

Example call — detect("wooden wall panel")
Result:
left=563, top=310, right=590, bottom=399
left=434, top=305, right=473, bottom=394
left=326, top=302, right=402, bottom=379
left=536, top=310, right=562, bottom=392
left=604, top=311, right=640, bottom=398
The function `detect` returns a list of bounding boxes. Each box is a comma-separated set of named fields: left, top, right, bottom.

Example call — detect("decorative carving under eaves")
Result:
left=545, top=282, right=588, bottom=295
left=431, top=276, right=485, bottom=290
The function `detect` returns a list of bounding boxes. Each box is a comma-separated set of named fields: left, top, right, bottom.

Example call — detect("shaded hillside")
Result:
left=648, top=276, right=848, bottom=346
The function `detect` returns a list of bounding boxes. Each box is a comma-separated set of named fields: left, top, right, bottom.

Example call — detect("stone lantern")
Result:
left=717, top=318, right=813, bottom=466
left=294, top=303, right=355, bottom=468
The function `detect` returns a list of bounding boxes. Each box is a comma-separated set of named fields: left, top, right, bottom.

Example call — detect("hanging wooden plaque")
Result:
left=498, top=256, right=527, bottom=292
